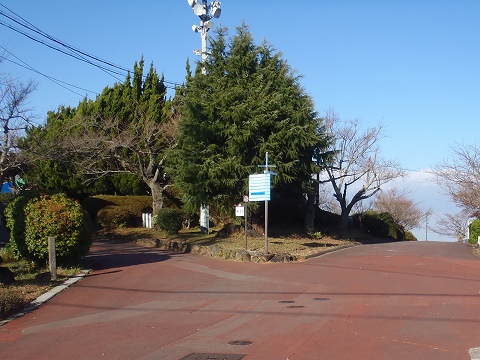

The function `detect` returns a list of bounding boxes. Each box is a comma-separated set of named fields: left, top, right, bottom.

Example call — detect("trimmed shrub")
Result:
left=155, top=208, right=184, bottom=234
left=97, top=206, right=138, bottom=230
left=359, top=211, right=405, bottom=241
left=404, top=230, right=417, bottom=241
left=82, top=195, right=152, bottom=229
left=469, top=219, right=480, bottom=244
left=24, top=193, right=93, bottom=265
left=4, top=193, right=38, bottom=260
left=314, top=208, right=342, bottom=228
left=0, top=192, right=14, bottom=213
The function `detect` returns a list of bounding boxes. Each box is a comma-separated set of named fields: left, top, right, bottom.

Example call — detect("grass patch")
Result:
left=0, top=248, right=85, bottom=321
left=98, top=226, right=357, bottom=258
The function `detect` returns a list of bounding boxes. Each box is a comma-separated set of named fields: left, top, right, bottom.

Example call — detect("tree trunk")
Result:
left=149, top=181, right=164, bottom=216
left=339, top=207, right=350, bottom=231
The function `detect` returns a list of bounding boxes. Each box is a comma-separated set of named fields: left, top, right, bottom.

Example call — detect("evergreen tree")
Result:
left=22, top=59, right=176, bottom=213
left=171, top=24, right=329, bottom=226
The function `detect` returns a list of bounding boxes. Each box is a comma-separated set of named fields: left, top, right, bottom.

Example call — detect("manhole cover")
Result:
left=287, top=305, right=305, bottom=308
left=314, top=297, right=329, bottom=301
left=279, top=300, right=295, bottom=303
left=228, top=340, right=252, bottom=346
left=179, top=353, right=245, bottom=360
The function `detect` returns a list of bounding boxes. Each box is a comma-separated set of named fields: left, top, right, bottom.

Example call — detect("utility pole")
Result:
left=186, top=0, right=222, bottom=232
left=425, top=212, right=428, bottom=241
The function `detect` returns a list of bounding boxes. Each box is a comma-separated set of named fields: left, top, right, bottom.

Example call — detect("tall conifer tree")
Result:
left=172, top=24, right=330, bottom=226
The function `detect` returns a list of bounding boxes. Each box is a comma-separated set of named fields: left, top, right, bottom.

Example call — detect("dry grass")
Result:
left=0, top=258, right=83, bottom=321
left=473, top=245, right=480, bottom=257
left=101, top=226, right=359, bottom=258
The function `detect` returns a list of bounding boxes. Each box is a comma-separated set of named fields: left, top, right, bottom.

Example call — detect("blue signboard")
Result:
left=249, top=173, right=271, bottom=202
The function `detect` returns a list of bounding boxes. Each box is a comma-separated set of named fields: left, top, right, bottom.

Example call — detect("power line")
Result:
left=0, top=3, right=181, bottom=89
left=0, top=15, right=125, bottom=82
left=0, top=46, right=97, bottom=98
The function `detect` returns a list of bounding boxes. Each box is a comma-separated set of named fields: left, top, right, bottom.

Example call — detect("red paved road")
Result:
left=1, top=239, right=479, bottom=360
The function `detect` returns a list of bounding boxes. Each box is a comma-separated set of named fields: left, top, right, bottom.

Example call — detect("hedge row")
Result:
left=82, top=195, right=152, bottom=230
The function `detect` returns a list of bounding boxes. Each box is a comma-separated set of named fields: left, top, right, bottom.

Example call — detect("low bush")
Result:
left=469, top=219, right=480, bottom=244
left=155, top=208, right=185, bottom=234
left=24, top=193, right=93, bottom=265
left=4, top=193, right=39, bottom=260
left=82, top=195, right=152, bottom=229
left=97, top=206, right=139, bottom=229
left=315, top=209, right=342, bottom=228
left=0, top=246, right=15, bottom=264
left=404, top=230, right=417, bottom=241
left=358, top=211, right=405, bottom=241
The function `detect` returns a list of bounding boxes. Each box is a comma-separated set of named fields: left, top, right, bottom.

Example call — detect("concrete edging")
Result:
left=0, top=270, right=90, bottom=327
left=135, top=237, right=357, bottom=263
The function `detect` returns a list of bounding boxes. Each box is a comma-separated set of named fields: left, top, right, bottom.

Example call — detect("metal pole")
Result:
left=265, top=200, right=269, bottom=254
left=264, top=153, right=269, bottom=254
left=425, top=213, right=428, bottom=241
left=200, top=21, right=207, bottom=74
left=245, top=204, right=248, bottom=250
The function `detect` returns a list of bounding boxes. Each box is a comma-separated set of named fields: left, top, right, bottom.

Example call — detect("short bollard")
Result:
left=48, top=236, right=57, bottom=281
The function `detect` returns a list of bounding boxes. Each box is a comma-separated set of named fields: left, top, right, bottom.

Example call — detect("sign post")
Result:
left=249, top=152, right=277, bottom=254
left=243, top=195, right=249, bottom=249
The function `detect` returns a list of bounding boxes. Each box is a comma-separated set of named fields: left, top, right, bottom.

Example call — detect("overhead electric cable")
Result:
left=0, top=46, right=98, bottom=97
left=0, top=3, right=181, bottom=88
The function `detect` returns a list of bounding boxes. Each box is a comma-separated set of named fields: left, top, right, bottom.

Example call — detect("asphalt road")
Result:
left=1, top=239, right=479, bottom=360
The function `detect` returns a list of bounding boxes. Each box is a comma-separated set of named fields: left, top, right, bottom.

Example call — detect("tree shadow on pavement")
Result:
left=86, top=238, right=171, bottom=271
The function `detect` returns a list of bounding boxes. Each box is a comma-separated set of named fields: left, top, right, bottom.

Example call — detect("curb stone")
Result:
left=136, top=237, right=357, bottom=263
left=0, top=270, right=90, bottom=327
left=302, top=243, right=359, bottom=259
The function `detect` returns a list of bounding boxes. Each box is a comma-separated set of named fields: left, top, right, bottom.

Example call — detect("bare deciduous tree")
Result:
left=432, top=143, right=480, bottom=216
left=431, top=211, right=469, bottom=242
left=319, top=111, right=405, bottom=229
left=373, top=187, right=426, bottom=231
left=0, top=70, right=36, bottom=186
left=61, top=107, right=178, bottom=215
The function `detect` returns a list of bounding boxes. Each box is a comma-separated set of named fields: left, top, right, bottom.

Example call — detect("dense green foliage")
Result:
left=22, top=156, right=149, bottom=197
left=469, top=219, right=480, bottom=244
left=356, top=211, right=406, bottom=241
left=21, top=59, right=176, bottom=214
left=23, top=194, right=92, bottom=265
left=171, top=24, right=329, bottom=221
left=96, top=206, right=138, bottom=229
left=82, top=195, right=152, bottom=230
left=4, top=193, right=38, bottom=259
left=155, top=208, right=185, bottom=234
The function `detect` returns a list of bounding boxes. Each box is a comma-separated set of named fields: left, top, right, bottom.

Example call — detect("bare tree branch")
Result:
left=318, top=111, right=404, bottom=229
left=431, top=143, right=480, bottom=216
left=432, top=210, right=470, bottom=242
left=0, top=68, right=36, bottom=184
left=373, top=187, right=427, bottom=231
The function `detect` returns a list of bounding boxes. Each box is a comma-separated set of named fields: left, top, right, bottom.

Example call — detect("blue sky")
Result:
left=1, top=1, right=479, bottom=241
